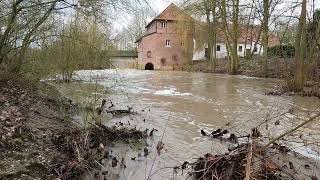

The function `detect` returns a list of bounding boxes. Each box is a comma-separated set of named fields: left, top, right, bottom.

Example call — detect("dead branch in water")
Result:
left=178, top=109, right=320, bottom=180
left=262, top=111, right=320, bottom=150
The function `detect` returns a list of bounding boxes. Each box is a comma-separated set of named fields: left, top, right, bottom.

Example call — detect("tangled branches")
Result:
left=51, top=124, right=145, bottom=179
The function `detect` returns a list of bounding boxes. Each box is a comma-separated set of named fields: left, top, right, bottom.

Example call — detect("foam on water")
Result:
left=154, top=88, right=192, bottom=96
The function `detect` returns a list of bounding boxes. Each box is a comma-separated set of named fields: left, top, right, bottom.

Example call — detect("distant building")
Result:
left=136, top=3, right=280, bottom=70
left=193, top=25, right=280, bottom=60
left=135, top=3, right=195, bottom=70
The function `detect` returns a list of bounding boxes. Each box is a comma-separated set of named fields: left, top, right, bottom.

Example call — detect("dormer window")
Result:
left=161, top=22, right=167, bottom=28
left=165, top=40, right=171, bottom=47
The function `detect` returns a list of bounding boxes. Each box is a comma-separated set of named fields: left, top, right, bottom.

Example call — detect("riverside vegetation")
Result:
left=1, top=0, right=320, bottom=179
left=0, top=79, right=153, bottom=179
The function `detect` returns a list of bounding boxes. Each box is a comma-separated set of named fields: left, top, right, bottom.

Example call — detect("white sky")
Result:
left=111, top=0, right=320, bottom=36
left=111, top=0, right=179, bottom=35
left=150, top=0, right=175, bottom=13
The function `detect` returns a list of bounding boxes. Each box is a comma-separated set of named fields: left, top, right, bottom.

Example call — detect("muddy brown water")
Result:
left=62, top=69, right=320, bottom=180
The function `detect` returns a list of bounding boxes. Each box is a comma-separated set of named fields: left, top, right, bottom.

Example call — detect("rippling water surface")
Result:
left=64, top=69, right=320, bottom=180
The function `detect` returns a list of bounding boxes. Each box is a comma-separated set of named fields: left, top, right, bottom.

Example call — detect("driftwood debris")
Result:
left=186, top=122, right=320, bottom=180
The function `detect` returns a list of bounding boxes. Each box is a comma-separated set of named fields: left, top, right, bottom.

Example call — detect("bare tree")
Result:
left=115, top=5, right=155, bottom=50
left=261, top=0, right=270, bottom=76
left=220, top=0, right=240, bottom=74
left=0, top=0, right=148, bottom=79
left=293, top=0, right=307, bottom=91
left=204, top=0, right=217, bottom=69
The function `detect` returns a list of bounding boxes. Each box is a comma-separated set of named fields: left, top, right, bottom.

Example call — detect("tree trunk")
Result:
left=293, top=0, right=307, bottom=92
left=205, top=5, right=213, bottom=66
left=210, top=0, right=217, bottom=69
left=205, top=0, right=216, bottom=70
left=0, top=1, right=23, bottom=63
left=12, top=0, right=58, bottom=73
left=230, top=0, right=240, bottom=74
left=220, top=0, right=239, bottom=75
left=262, top=0, right=270, bottom=77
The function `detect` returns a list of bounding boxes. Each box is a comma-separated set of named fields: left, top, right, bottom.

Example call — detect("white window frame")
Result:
left=165, top=40, right=171, bottom=47
left=161, top=22, right=167, bottom=28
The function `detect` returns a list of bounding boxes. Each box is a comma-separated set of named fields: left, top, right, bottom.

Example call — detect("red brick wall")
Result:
left=137, top=20, right=194, bottom=70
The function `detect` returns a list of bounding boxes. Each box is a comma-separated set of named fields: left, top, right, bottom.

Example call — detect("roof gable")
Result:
left=146, top=3, right=192, bottom=28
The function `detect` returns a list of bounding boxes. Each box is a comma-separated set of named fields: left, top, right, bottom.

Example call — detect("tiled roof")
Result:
left=145, top=3, right=193, bottom=28
left=194, top=22, right=280, bottom=46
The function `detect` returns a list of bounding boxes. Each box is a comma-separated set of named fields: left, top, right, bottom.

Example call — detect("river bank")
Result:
left=179, top=58, right=291, bottom=78
left=179, top=58, right=320, bottom=99
left=0, top=78, right=147, bottom=179
left=0, top=79, right=75, bottom=179
left=1, top=70, right=320, bottom=179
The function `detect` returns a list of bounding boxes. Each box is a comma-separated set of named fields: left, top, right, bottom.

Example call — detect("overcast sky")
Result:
left=111, top=0, right=320, bottom=36
left=150, top=0, right=176, bottom=13
left=111, top=0, right=179, bottom=34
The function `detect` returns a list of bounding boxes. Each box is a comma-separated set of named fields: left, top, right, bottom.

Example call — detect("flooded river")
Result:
left=59, top=69, right=320, bottom=180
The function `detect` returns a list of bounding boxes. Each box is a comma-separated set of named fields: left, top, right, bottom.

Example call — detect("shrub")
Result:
left=268, top=45, right=295, bottom=58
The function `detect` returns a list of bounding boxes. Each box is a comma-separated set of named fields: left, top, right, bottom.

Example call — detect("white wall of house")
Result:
left=192, top=41, right=263, bottom=61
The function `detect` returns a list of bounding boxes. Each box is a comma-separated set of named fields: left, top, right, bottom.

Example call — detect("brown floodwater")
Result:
left=69, top=69, right=320, bottom=180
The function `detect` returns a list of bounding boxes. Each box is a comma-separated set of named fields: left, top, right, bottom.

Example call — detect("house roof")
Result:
left=193, top=22, right=280, bottom=47
left=145, top=3, right=193, bottom=28
left=135, top=3, right=193, bottom=43
left=134, top=32, right=156, bottom=43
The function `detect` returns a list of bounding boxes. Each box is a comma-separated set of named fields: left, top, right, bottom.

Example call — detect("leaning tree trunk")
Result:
left=293, top=0, right=307, bottom=92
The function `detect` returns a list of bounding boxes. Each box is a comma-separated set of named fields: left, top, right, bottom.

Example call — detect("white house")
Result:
left=191, top=24, right=279, bottom=61
left=192, top=41, right=263, bottom=60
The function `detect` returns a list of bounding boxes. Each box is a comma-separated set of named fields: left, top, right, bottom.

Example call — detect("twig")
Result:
left=94, top=160, right=105, bottom=169
left=244, top=136, right=253, bottom=180
left=262, top=112, right=320, bottom=150
left=146, top=115, right=170, bottom=180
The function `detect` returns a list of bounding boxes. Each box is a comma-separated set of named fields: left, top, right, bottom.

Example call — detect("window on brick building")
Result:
left=181, top=41, right=184, bottom=46
left=165, top=40, right=171, bottom=47
left=217, top=45, right=221, bottom=51
left=161, top=22, right=167, bottom=28
left=147, top=51, right=152, bottom=58
left=172, top=54, right=178, bottom=61
left=161, top=58, right=166, bottom=65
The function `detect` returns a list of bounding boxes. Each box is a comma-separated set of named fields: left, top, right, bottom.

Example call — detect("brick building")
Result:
left=136, top=3, right=280, bottom=69
left=136, top=3, right=194, bottom=70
